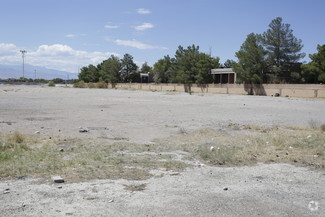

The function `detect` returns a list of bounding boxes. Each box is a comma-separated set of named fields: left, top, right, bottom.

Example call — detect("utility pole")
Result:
left=20, top=50, right=27, bottom=78
left=34, top=70, right=36, bottom=80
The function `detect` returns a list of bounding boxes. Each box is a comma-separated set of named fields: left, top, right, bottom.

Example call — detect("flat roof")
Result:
left=211, top=68, right=235, bottom=74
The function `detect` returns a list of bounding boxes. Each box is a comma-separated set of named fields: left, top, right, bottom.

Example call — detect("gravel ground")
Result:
left=0, top=85, right=324, bottom=216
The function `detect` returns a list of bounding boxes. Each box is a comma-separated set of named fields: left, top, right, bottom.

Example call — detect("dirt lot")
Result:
left=0, top=85, right=324, bottom=216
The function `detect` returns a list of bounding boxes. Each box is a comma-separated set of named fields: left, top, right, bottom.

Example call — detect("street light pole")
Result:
left=20, top=50, right=27, bottom=78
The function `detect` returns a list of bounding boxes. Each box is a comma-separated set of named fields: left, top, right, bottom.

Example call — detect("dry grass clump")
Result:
left=123, top=183, right=147, bottom=192
left=1, top=126, right=323, bottom=183
left=0, top=134, right=187, bottom=182
left=95, top=81, right=108, bottom=89
left=155, top=127, right=325, bottom=168
left=73, top=81, right=87, bottom=88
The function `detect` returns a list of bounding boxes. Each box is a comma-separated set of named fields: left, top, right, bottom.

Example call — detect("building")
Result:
left=211, top=68, right=236, bottom=84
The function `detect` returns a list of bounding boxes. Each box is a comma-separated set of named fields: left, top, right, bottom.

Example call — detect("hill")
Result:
left=0, top=64, right=78, bottom=80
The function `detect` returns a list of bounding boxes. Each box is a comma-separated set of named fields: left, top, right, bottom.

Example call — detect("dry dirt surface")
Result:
left=0, top=85, right=325, bottom=217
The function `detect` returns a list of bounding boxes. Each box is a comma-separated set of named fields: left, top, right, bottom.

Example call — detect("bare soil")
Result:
left=0, top=85, right=324, bottom=216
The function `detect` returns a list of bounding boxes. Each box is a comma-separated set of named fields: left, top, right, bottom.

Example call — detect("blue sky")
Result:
left=0, top=0, right=324, bottom=73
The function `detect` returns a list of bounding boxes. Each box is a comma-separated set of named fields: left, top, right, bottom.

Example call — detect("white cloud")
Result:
left=134, top=23, right=154, bottom=31
left=104, top=25, right=119, bottom=29
left=0, top=43, right=19, bottom=55
left=114, top=39, right=167, bottom=50
left=137, top=8, right=151, bottom=14
left=0, top=43, right=119, bottom=72
left=65, top=34, right=75, bottom=38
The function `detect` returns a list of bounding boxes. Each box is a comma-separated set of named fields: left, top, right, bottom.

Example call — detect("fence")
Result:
left=109, top=83, right=325, bottom=98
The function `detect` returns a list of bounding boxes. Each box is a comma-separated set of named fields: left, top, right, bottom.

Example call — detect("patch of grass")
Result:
left=320, top=124, right=325, bottom=132
left=1, top=126, right=324, bottom=183
left=155, top=127, right=325, bottom=169
left=123, top=183, right=147, bottom=192
left=308, top=119, right=320, bottom=129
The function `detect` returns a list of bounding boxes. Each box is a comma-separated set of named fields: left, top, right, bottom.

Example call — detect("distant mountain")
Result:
left=0, top=64, right=78, bottom=80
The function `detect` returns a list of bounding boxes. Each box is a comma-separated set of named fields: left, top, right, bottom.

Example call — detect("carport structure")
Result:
left=211, top=68, right=237, bottom=84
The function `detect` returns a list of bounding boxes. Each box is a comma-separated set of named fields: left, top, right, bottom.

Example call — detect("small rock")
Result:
left=52, top=176, right=64, bottom=183
left=274, top=93, right=280, bottom=97
left=60, top=149, right=64, bottom=152
left=288, top=146, right=293, bottom=149
left=18, top=176, right=25, bottom=180
left=4, top=188, right=10, bottom=194
left=79, top=128, right=89, bottom=133
left=35, top=131, right=40, bottom=134
left=108, top=199, right=114, bottom=203
left=307, top=135, right=312, bottom=139
left=196, top=162, right=205, bottom=168
left=210, top=146, right=215, bottom=151
left=223, top=187, right=228, bottom=191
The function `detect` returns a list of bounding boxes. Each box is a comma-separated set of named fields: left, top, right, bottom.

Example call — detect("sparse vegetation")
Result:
left=96, top=81, right=108, bottom=88
left=73, top=80, right=87, bottom=88
left=123, top=183, right=147, bottom=192
left=0, top=126, right=324, bottom=183
left=48, top=81, right=55, bottom=87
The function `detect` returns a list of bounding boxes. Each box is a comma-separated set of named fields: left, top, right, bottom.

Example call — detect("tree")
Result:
left=152, top=55, right=172, bottom=83
left=233, top=33, right=268, bottom=84
left=172, top=45, right=200, bottom=84
left=78, top=64, right=99, bottom=82
left=302, top=44, right=325, bottom=83
left=223, top=59, right=235, bottom=68
left=262, top=17, right=305, bottom=82
left=120, top=54, right=138, bottom=82
left=99, top=55, right=122, bottom=83
left=140, top=62, right=152, bottom=73
left=195, top=53, right=220, bottom=84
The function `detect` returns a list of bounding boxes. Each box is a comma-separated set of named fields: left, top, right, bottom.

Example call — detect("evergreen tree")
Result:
left=233, top=33, right=267, bottom=84
left=152, top=55, right=172, bottom=83
left=120, top=54, right=138, bottom=82
left=302, top=44, right=325, bottom=83
left=99, top=55, right=122, bottom=83
left=262, top=17, right=305, bottom=82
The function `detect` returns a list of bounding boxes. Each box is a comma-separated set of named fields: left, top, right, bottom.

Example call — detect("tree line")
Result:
left=78, top=17, right=325, bottom=84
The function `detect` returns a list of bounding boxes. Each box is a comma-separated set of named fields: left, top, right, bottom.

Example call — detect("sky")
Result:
left=0, top=0, right=324, bottom=73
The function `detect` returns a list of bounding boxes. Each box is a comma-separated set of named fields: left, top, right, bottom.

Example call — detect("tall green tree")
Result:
left=140, top=62, right=152, bottom=73
left=233, top=33, right=267, bottom=84
left=99, top=55, right=122, bottom=83
left=172, top=45, right=200, bottom=84
left=302, top=44, right=325, bottom=83
left=262, top=17, right=305, bottom=82
left=152, top=55, right=172, bottom=83
left=78, top=64, right=99, bottom=82
left=223, top=59, right=235, bottom=68
left=195, top=53, right=220, bottom=84
left=120, top=53, right=138, bottom=82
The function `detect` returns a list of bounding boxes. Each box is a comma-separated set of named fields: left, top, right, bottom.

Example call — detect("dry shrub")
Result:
left=96, top=81, right=108, bottom=89
left=73, top=81, right=87, bottom=88
left=87, top=82, right=96, bottom=88
left=123, top=183, right=147, bottom=192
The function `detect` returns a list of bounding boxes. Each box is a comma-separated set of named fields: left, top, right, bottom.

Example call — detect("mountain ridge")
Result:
left=0, top=64, right=78, bottom=80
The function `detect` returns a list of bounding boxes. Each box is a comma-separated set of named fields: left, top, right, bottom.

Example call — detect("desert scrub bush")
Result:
left=87, top=82, right=96, bottom=88
left=96, top=81, right=108, bottom=89
left=48, top=81, right=55, bottom=87
left=73, top=80, right=87, bottom=88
